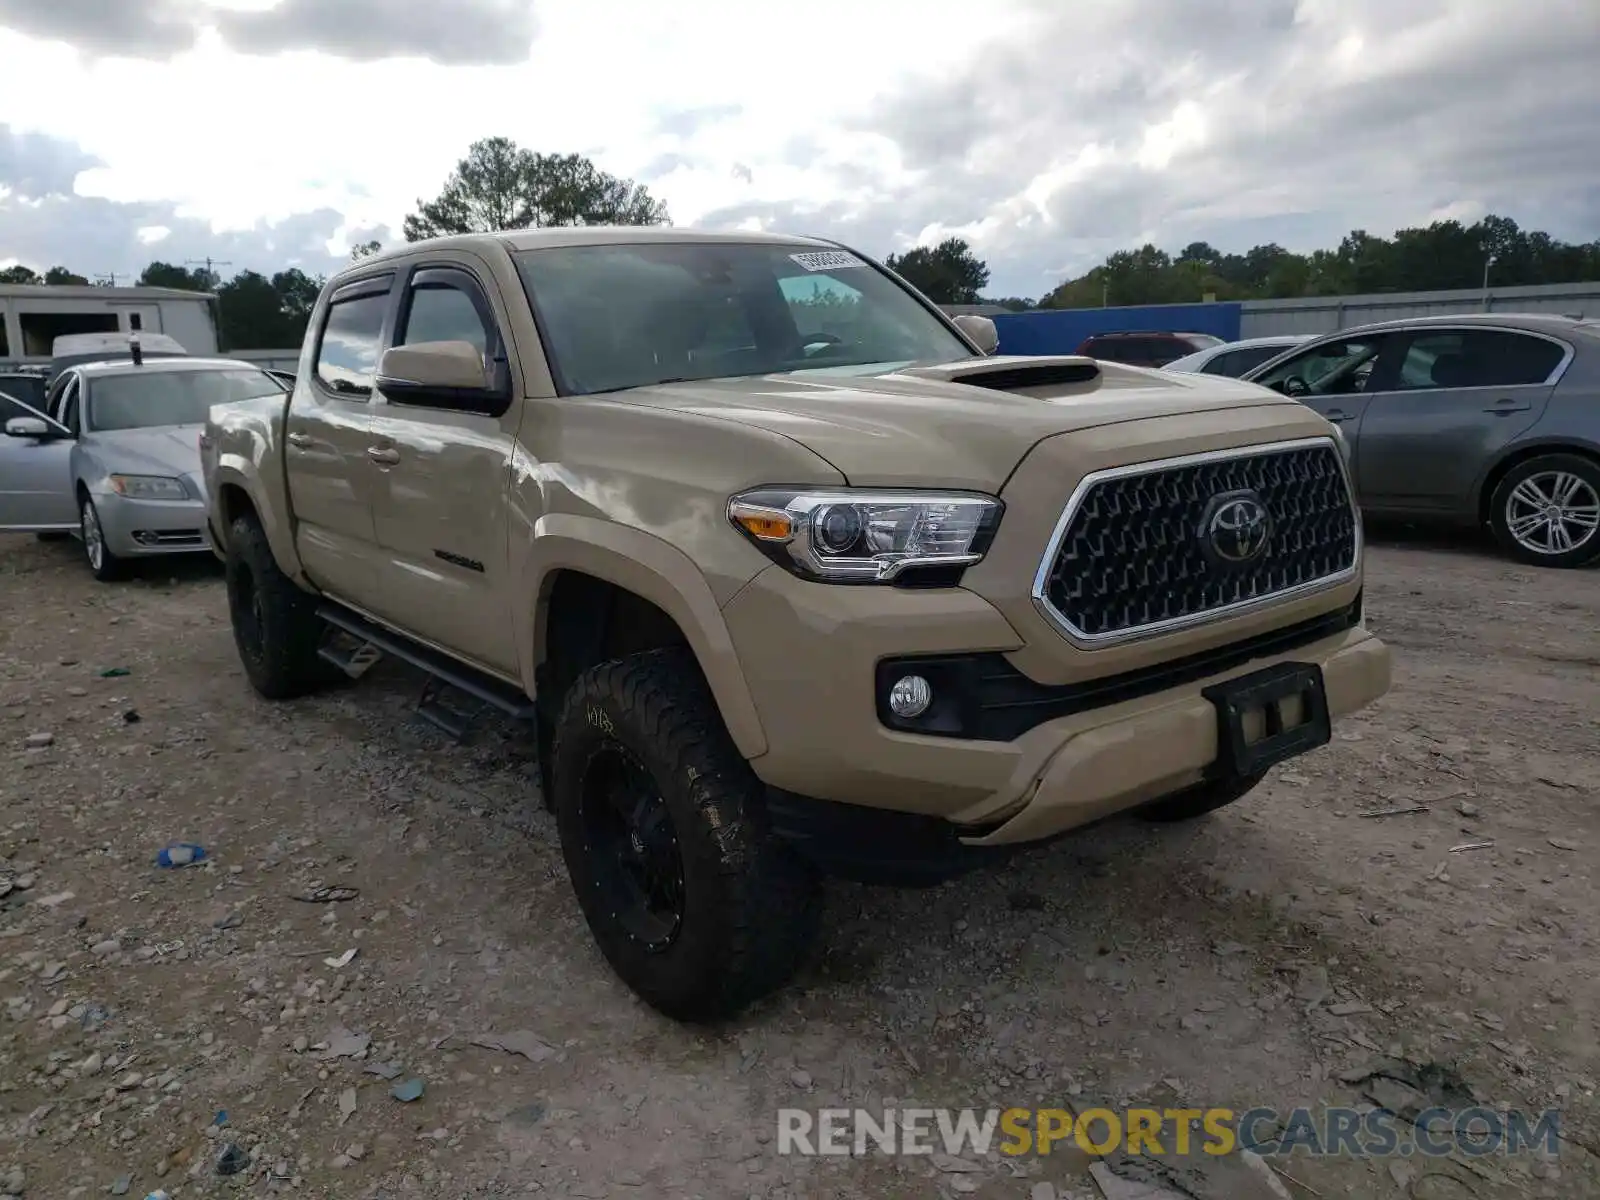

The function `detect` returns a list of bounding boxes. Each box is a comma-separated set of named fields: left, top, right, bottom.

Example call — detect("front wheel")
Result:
left=80, top=496, right=123, bottom=582
left=551, top=647, right=821, bottom=1022
left=1137, top=773, right=1264, bottom=822
left=1488, top=454, right=1600, bottom=568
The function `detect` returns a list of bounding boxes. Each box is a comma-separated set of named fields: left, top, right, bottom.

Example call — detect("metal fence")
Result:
left=1239, top=281, right=1599, bottom=338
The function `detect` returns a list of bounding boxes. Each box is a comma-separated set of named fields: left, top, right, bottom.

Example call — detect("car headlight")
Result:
left=728, top=488, right=1003, bottom=582
left=109, top=474, right=187, bottom=500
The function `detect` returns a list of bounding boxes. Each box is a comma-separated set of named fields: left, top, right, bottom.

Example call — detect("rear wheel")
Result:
left=1137, top=773, right=1264, bottom=822
left=225, top=513, right=332, bottom=699
left=1488, top=454, right=1600, bottom=568
left=80, top=496, right=123, bottom=582
left=551, top=647, right=821, bottom=1022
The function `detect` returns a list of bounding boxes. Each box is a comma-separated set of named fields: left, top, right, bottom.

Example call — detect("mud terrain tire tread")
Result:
left=226, top=513, right=331, bottom=700
left=1137, top=773, right=1263, bottom=822
left=552, top=647, right=821, bottom=1023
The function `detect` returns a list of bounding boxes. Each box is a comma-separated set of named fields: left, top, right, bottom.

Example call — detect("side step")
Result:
left=315, top=604, right=537, bottom=743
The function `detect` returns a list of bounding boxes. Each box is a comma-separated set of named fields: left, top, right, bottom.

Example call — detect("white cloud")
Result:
left=0, top=0, right=1594, bottom=297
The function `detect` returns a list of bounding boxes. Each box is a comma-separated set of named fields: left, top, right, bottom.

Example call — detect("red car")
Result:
left=1076, top=331, right=1225, bottom=368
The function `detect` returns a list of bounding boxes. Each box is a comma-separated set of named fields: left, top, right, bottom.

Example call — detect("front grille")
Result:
left=1036, top=440, right=1357, bottom=641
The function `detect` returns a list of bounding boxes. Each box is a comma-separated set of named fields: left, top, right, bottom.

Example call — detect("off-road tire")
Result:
left=80, top=496, right=124, bottom=582
left=551, top=647, right=822, bottom=1022
left=1137, top=773, right=1264, bottom=822
left=1487, top=453, right=1600, bottom=569
left=225, top=513, right=331, bottom=699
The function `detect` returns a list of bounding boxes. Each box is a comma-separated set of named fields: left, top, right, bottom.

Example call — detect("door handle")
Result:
left=1323, top=408, right=1350, bottom=422
left=1482, top=399, right=1531, bottom=414
left=367, top=446, right=400, bottom=465
left=286, top=432, right=313, bottom=449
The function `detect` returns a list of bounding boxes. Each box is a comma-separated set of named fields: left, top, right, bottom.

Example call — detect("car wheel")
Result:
left=225, top=513, right=333, bottom=699
left=1136, top=773, right=1264, bottom=822
left=1489, top=454, right=1600, bottom=568
left=551, top=646, right=822, bottom=1023
left=79, top=496, right=124, bottom=582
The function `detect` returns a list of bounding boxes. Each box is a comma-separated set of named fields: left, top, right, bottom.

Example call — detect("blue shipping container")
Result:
left=991, top=302, right=1243, bottom=357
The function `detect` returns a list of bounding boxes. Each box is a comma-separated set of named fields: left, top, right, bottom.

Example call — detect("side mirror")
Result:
left=375, top=341, right=505, bottom=412
left=5, top=416, right=54, bottom=439
left=952, top=314, right=999, bottom=355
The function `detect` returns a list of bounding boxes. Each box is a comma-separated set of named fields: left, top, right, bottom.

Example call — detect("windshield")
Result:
left=85, top=368, right=287, bottom=432
left=513, top=242, right=973, bottom=395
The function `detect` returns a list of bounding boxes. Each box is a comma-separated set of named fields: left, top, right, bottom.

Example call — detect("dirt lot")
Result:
left=1, top=529, right=1596, bottom=1200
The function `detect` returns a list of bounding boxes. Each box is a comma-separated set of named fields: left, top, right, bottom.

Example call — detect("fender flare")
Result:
left=521, top=513, right=768, bottom=759
left=210, top=458, right=307, bottom=584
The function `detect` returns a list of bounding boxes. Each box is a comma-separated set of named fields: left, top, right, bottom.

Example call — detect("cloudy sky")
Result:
left=0, top=0, right=1596, bottom=298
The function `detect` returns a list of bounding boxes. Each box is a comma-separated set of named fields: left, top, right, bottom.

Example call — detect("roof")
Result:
left=72, top=356, right=268, bottom=378
left=341, top=225, right=844, bottom=274
left=1323, top=312, right=1592, bottom=339
left=0, top=283, right=218, bottom=302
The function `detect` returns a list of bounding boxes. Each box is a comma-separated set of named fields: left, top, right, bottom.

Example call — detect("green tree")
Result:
left=217, top=270, right=290, bottom=349
left=43, top=266, right=89, bottom=285
left=883, top=237, right=991, bottom=304
left=402, top=137, right=670, bottom=241
left=137, top=262, right=216, bottom=291
left=0, top=265, right=41, bottom=284
left=351, top=240, right=382, bottom=260
left=271, top=269, right=323, bottom=336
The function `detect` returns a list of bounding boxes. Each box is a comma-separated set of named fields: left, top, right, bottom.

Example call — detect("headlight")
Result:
left=728, top=488, right=1002, bottom=582
left=109, top=474, right=187, bottom=500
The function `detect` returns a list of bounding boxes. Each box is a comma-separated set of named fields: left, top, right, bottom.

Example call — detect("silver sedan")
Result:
left=0, top=357, right=288, bottom=580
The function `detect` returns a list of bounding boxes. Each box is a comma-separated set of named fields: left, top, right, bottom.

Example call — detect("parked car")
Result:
left=202, top=227, right=1390, bottom=1022
left=1164, top=334, right=1313, bottom=378
left=0, top=356, right=289, bottom=579
left=1076, top=330, right=1225, bottom=368
left=1242, top=313, right=1600, bottom=568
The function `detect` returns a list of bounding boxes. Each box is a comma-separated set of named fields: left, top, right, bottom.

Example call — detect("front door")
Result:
left=283, top=273, right=395, bottom=603
left=1353, top=326, right=1564, bottom=515
left=0, top=390, right=75, bottom=531
left=365, top=261, right=520, bottom=678
left=1249, top=332, right=1399, bottom=487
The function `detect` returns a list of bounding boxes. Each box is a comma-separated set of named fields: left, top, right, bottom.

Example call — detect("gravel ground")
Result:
left=1, top=529, right=1596, bottom=1200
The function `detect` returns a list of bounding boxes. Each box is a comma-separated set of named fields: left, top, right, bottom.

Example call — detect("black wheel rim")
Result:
left=579, top=744, right=685, bottom=952
left=230, top=561, right=265, bottom=664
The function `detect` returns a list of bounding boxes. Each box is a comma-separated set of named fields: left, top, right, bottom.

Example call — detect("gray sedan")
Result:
left=0, top=357, right=288, bottom=580
left=1244, top=313, right=1600, bottom=568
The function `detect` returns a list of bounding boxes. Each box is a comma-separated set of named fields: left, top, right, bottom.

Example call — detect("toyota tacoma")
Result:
left=200, top=228, right=1392, bottom=1022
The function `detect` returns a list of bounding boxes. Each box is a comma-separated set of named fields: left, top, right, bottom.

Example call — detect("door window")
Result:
left=1254, top=336, right=1388, bottom=396
left=59, top=378, right=81, bottom=434
left=398, top=280, right=494, bottom=360
left=314, top=290, right=389, bottom=396
left=1203, top=344, right=1289, bottom=377
left=1392, top=329, right=1566, bottom=391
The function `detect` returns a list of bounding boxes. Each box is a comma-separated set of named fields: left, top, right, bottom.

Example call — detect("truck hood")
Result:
left=616, top=356, right=1299, bottom=490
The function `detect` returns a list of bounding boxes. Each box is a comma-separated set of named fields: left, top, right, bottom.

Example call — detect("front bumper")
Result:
left=723, top=564, right=1391, bottom=847
left=92, top=493, right=213, bottom=557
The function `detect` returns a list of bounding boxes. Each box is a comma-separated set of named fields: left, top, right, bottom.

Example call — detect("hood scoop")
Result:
left=895, top=355, right=1102, bottom=394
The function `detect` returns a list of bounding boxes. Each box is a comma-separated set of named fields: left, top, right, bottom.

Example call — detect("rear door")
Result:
left=283, top=274, right=394, bottom=602
left=0, top=389, right=77, bottom=531
left=1354, top=327, right=1566, bottom=515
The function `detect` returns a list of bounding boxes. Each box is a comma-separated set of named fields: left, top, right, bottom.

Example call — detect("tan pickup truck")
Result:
left=201, top=228, right=1391, bottom=1022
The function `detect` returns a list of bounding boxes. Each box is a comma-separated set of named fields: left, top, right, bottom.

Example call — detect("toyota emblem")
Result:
left=1200, top=490, right=1273, bottom=565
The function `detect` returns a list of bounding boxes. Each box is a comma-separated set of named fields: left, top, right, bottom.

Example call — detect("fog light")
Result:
left=888, top=674, right=932, bottom=719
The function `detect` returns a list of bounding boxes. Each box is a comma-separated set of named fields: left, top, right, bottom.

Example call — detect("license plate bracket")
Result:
left=1202, top=661, right=1331, bottom=779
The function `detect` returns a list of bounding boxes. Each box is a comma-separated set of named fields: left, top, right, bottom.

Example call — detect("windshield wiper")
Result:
left=584, top=377, right=691, bottom=395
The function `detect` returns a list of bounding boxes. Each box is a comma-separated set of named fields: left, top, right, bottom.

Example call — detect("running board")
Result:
left=315, top=605, right=537, bottom=742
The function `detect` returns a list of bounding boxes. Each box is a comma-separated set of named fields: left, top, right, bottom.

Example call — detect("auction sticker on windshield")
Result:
left=789, top=251, right=864, bottom=272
